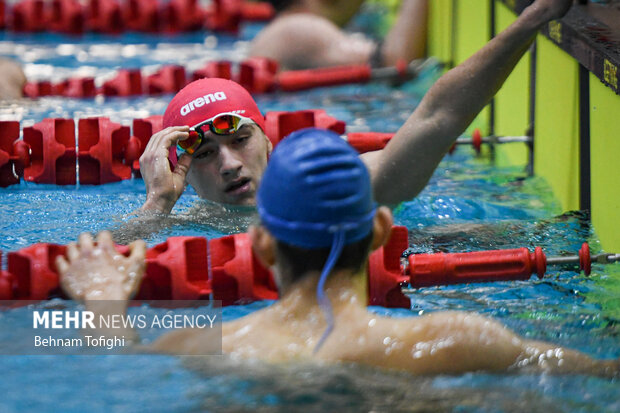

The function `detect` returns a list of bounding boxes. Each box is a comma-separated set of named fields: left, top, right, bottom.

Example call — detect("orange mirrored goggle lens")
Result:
left=177, top=129, right=202, bottom=155
left=209, top=114, right=243, bottom=135
left=176, top=114, right=251, bottom=156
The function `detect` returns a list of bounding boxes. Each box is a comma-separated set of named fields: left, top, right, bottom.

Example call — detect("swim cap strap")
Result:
left=313, top=229, right=346, bottom=354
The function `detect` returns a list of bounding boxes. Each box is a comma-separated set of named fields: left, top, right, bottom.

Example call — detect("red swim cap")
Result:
left=163, top=77, right=265, bottom=130
left=164, top=78, right=265, bottom=166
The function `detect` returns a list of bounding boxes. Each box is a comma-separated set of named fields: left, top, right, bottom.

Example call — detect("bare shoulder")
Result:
left=249, top=14, right=359, bottom=70
left=0, top=57, right=26, bottom=100
left=324, top=311, right=521, bottom=374
left=253, top=13, right=342, bottom=42
left=150, top=328, right=219, bottom=355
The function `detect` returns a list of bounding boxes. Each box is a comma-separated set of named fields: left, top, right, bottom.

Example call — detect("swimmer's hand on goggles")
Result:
left=176, top=112, right=255, bottom=158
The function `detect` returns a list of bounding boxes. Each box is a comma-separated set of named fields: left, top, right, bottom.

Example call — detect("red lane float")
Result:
left=368, top=226, right=410, bottom=308
left=192, top=61, right=232, bottom=81
left=408, top=247, right=547, bottom=288
left=10, top=0, right=46, bottom=32
left=0, top=121, right=25, bottom=187
left=0, top=228, right=412, bottom=307
left=209, top=233, right=278, bottom=306
left=4, top=0, right=273, bottom=34
left=0, top=234, right=601, bottom=307
left=102, top=69, right=143, bottom=97
left=129, top=115, right=163, bottom=176
left=164, top=0, right=205, bottom=32
left=240, top=0, right=273, bottom=21
left=276, top=65, right=373, bottom=92
left=53, top=77, right=97, bottom=98
left=205, top=0, right=242, bottom=33
left=49, top=0, right=84, bottom=35
left=87, top=0, right=123, bottom=33
left=0, top=251, right=13, bottom=299
left=0, top=110, right=349, bottom=187
left=23, top=81, right=53, bottom=98
left=7, top=243, right=67, bottom=300
left=23, top=57, right=427, bottom=99
left=0, top=0, right=5, bottom=30
left=146, top=65, right=187, bottom=95
left=23, top=118, right=77, bottom=185
left=579, top=242, right=591, bottom=276
left=78, top=118, right=132, bottom=185
left=237, top=57, right=278, bottom=94
left=124, top=0, right=161, bottom=32
left=264, top=109, right=346, bottom=146
left=136, top=237, right=212, bottom=300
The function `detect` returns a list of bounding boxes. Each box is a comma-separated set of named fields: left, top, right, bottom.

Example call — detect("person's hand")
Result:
left=529, top=0, right=573, bottom=22
left=139, top=126, right=193, bottom=214
left=56, top=231, right=146, bottom=301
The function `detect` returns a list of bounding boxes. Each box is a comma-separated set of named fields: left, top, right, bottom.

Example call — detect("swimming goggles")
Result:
left=177, top=112, right=255, bottom=156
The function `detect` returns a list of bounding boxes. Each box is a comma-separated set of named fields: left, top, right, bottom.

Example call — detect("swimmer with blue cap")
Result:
left=59, top=128, right=620, bottom=376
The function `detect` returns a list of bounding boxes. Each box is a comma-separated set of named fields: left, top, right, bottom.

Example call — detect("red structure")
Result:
left=78, top=118, right=132, bottom=184
left=23, top=119, right=77, bottom=185
left=136, top=237, right=212, bottom=300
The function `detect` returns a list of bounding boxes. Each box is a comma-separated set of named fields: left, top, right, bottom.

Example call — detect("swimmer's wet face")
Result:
left=185, top=123, right=271, bottom=206
left=163, top=77, right=270, bottom=206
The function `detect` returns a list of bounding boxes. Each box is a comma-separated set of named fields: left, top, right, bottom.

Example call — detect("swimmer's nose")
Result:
left=219, top=146, right=243, bottom=178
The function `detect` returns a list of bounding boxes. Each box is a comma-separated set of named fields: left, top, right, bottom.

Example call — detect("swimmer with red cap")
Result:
left=140, top=78, right=271, bottom=210
left=59, top=128, right=620, bottom=377
left=139, top=0, right=574, bottom=215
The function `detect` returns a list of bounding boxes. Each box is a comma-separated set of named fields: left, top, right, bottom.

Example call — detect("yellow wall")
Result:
left=454, top=0, right=491, bottom=135
left=590, top=75, right=620, bottom=251
left=493, top=2, right=530, bottom=168
left=427, top=0, right=453, bottom=65
left=533, top=35, right=580, bottom=211
left=454, top=0, right=489, bottom=65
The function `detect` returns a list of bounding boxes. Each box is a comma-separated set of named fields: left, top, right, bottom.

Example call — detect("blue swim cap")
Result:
left=257, top=127, right=377, bottom=353
left=257, top=128, right=376, bottom=248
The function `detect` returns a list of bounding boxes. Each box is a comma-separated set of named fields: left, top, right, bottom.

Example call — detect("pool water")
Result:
left=1, top=21, right=620, bottom=413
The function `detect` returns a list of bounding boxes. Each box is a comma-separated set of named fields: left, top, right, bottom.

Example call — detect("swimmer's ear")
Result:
left=265, top=134, right=273, bottom=157
left=249, top=225, right=276, bottom=267
left=370, top=206, right=393, bottom=251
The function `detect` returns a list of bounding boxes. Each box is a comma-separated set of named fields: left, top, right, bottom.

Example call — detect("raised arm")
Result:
left=366, top=0, right=573, bottom=205
left=381, top=0, right=428, bottom=66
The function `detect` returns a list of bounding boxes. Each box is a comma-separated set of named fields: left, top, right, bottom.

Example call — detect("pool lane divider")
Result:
left=0, top=109, right=347, bottom=186
left=2, top=0, right=274, bottom=35
left=1, top=227, right=614, bottom=308
left=22, top=57, right=432, bottom=99
left=0, top=111, right=530, bottom=187
left=0, top=113, right=529, bottom=187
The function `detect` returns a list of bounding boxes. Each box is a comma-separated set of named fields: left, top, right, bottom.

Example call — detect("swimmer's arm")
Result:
left=387, top=312, right=618, bottom=377
left=381, top=0, right=428, bottom=66
left=366, top=0, right=573, bottom=205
